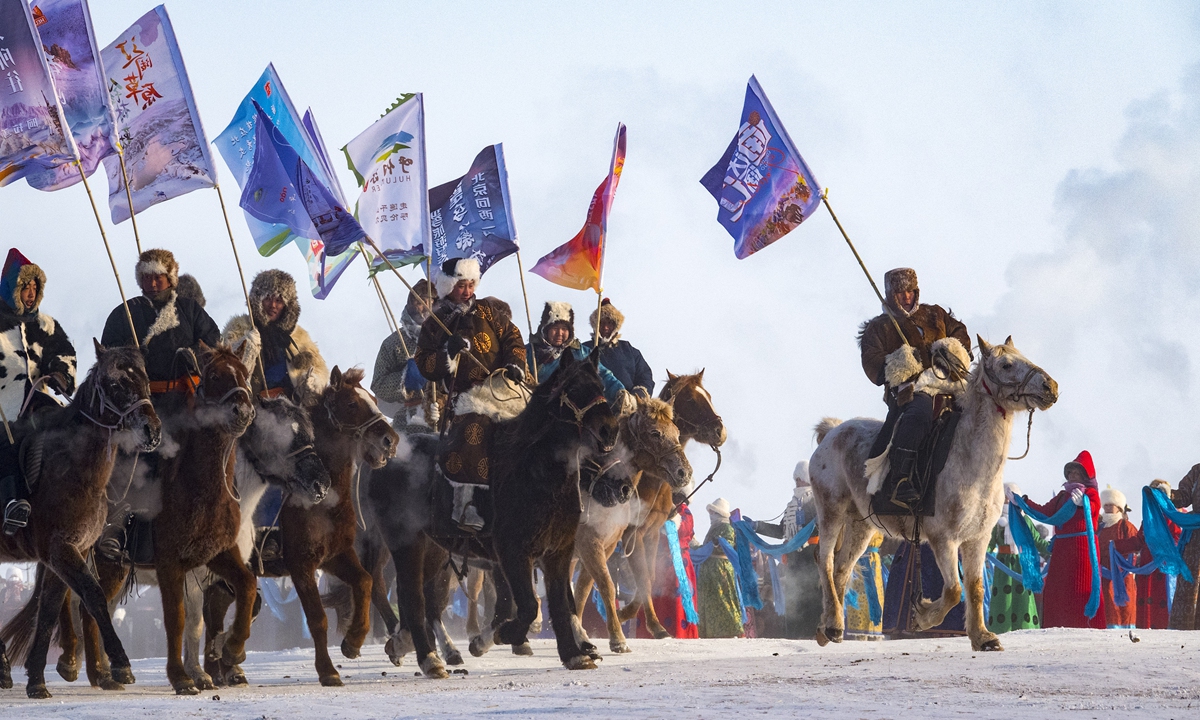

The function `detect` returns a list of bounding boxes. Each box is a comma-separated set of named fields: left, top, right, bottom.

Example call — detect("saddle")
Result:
left=429, top=466, right=494, bottom=538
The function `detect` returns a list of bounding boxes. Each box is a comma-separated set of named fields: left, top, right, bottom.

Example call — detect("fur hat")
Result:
left=1150, top=478, right=1172, bottom=493
left=406, top=278, right=437, bottom=311
left=1101, top=485, right=1128, bottom=511
left=538, top=301, right=575, bottom=337
left=793, top=460, right=810, bottom=486
left=0, top=248, right=45, bottom=315
left=706, top=497, right=731, bottom=519
left=588, top=297, right=625, bottom=338
left=884, top=267, right=919, bottom=316
left=176, top=273, right=206, bottom=307
left=135, top=248, right=179, bottom=288
left=249, top=269, right=301, bottom=333
left=434, top=257, right=481, bottom=298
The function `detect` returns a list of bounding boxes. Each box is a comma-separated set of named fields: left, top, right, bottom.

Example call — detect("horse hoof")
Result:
left=652, top=629, right=671, bottom=640
left=529, top=620, right=543, bottom=634
left=111, top=665, right=136, bottom=685
left=26, top=683, right=51, bottom=699
left=56, top=658, right=79, bottom=683
left=384, top=637, right=405, bottom=666
left=445, top=650, right=465, bottom=666
left=221, top=643, right=247, bottom=666
left=511, top=642, right=533, bottom=657
left=172, top=681, right=199, bottom=696
left=320, top=674, right=344, bottom=687
left=564, top=655, right=597, bottom=671
left=815, top=627, right=842, bottom=646
left=609, top=640, right=631, bottom=654
left=0, top=674, right=11, bottom=690
left=191, top=672, right=215, bottom=691
left=226, top=666, right=248, bottom=686
left=419, top=655, right=449, bottom=679
left=99, top=676, right=125, bottom=692
left=469, top=635, right=492, bottom=657
left=979, top=639, right=1004, bottom=652
left=340, top=639, right=362, bottom=660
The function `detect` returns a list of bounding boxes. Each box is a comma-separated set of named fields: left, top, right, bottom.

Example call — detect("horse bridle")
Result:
left=324, top=398, right=389, bottom=442
left=78, top=381, right=154, bottom=432
left=978, top=356, right=1042, bottom=418
left=557, top=391, right=608, bottom=433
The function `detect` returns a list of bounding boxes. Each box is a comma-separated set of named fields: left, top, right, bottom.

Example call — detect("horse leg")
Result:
left=465, top=565, right=485, bottom=637
left=48, top=549, right=132, bottom=691
left=290, top=563, right=342, bottom=686
left=22, top=569, right=69, bottom=699
left=205, top=550, right=256, bottom=686
left=426, top=570, right=463, bottom=665
left=182, top=571, right=214, bottom=689
left=961, top=536, right=1002, bottom=651
left=201, top=580, right=235, bottom=683
left=544, top=546, right=595, bottom=670
left=321, top=550, right=373, bottom=660
left=493, top=546, right=538, bottom=651
left=815, top=507, right=849, bottom=645
left=474, top=566, right=513, bottom=658
left=637, top=531, right=671, bottom=638
left=913, top=540, right=963, bottom=632
left=570, top=558, right=597, bottom=651
left=54, top=588, right=79, bottom=683
left=371, top=551, right=400, bottom=639
left=578, top=536, right=627, bottom=653
left=79, top=558, right=126, bottom=688
left=155, top=563, right=200, bottom=695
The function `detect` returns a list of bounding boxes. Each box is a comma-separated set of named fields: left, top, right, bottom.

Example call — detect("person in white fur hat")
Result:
left=526, top=300, right=627, bottom=406
left=1098, top=484, right=1138, bottom=628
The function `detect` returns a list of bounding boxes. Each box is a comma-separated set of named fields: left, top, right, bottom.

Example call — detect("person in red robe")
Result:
left=637, top=503, right=700, bottom=639
left=1016, top=450, right=1106, bottom=629
left=1113, top=479, right=1180, bottom=629
left=1097, top=485, right=1138, bottom=628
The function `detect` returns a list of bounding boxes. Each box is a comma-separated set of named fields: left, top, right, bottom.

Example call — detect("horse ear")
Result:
left=329, top=365, right=343, bottom=390
left=1004, top=335, right=1015, bottom=348
left=666, top=370, right=678, bottom=382
left=93, top=338, right=106, bottom=356
left=697, top=368, right=705, bottom=381
left=588, top=347, right=601, bottom=369
left=976, top=334, right=992, bottom=355
left=232, top=339, right=248, bottom=358
left=198, top=340, right=211, bottom=353
left=559, top=350, right=576, bottom=369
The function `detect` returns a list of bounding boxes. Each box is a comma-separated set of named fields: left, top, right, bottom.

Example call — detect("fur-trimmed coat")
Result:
left=371, top=307, right=425, bottom=427
left=222, top=315, right=328, bottom=402
left=415, top=296, right=527, bottom=394
left=581, top=338, right=654, bottom=394
left=101, top=293, right=220, bottom=382
left=527, top=334, right=625, bottom=404
left=0, top=303, right=76, bottom=420
left=859, top=303, right=971, bottom=404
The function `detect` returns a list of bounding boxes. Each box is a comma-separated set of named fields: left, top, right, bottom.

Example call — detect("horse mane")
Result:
left=341, top=367, right=366, bottom=387
left=637, top=396, right=675, bottom=425
left=36, top=346, right=146, bottom=431
left=660, top=371, right=704, bottom=399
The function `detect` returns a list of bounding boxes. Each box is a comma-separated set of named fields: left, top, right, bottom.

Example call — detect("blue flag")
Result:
left=240, top=101, right=365, bottom=257
left=427, top=143, right=518, bottom=273
left=701, top=75, right=821, bottom=259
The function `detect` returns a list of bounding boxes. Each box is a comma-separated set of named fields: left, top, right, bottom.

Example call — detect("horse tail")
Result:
left=0, top=564, right=46, bottom=664
left=320, top=582, right=353, bottom=616
left=814, top=417, right=843, bottom=444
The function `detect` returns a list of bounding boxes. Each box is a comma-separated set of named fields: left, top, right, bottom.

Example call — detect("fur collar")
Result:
left=143, top=291, right=180, bottom=344
left=453, top=376, right=529, bottom=422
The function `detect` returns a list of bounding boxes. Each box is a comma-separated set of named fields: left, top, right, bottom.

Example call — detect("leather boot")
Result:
left=872, top=448, right=920, bottom=515
left=451, top=483, right=485, bottom=533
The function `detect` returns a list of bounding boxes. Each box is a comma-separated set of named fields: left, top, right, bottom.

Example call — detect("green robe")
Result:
left=986, top=515, right=1049, bottom=633
left=698, top=521, right=744, bottom=638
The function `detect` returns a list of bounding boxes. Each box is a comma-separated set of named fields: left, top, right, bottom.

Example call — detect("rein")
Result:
left=324, top=398, right=389, bottom=441
left=977, top=359, right=1041, bottom=460
left=671, top=445, right=723, bottom=515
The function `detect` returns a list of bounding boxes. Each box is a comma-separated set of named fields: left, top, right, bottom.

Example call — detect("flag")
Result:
left=99, top=5, right=216, bottom=223
left=342, top=94, right=429, bottom=267
left=24, top=0, right=117, bottom=191
left=240, top=102, right=364, bottom=285
left=530, top=123, right=625, bottom=292
left=213, top=65, right=358, bottom=298
left=426, top=143, right=518, bottom=273
left=0, top=0, right=76, bottom=187
left=700, top=75, right=821, bottom=259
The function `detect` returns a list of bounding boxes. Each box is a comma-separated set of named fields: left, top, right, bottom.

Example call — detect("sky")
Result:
left=4, top=1, right=1200, bottom=532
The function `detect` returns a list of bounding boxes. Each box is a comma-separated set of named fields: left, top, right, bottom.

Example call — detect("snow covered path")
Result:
left=2, top=629, right=1198, bottom=718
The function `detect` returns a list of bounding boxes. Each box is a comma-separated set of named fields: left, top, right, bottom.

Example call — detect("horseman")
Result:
left=100, top=248, right=221, bottom=409
left=0, top=249, right=76, bottom=535
left=415, top=258, right=528, bottom=531
left=527, top=300, right=629, bottom=407
left=582, top=298, right=655, bottom=395
left=222, top=269, right=328, bottom=404
left=859, top=267, right=971, bottom=515
left=372, top=278, right=437, bottom=433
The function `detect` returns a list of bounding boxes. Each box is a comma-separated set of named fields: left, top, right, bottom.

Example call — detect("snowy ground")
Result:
left=1, top=629, right=1198, bottom=719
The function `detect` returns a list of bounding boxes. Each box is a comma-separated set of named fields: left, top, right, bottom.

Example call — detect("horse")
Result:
left=810, top=336, right=1058, bottom=651
left=609, top=370, right=726, bottom=638
left=368, top=350, right=621, bottom=678
left=570, top=393, right=692, bottom=653
left=0, top=341, right=161, bottom=698
left=202, top=366, right=398, bottom=687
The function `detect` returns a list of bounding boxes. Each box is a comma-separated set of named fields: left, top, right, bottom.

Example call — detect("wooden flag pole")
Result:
left=515, top=251, right=537, bottom=380
left=214, top=183, right=271, bottom=392
left=821, top=191, right=909, bottom=346
left=593, top=288, right=604, bottom=348
left=77, top=163, right=139, bottom=351
left=116, top=150, right=143, bottom=254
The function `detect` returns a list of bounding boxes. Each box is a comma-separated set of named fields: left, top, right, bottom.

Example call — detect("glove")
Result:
left=997, top=514, right=1008, bottom=528
left=1003, top=485, right=1015, bottom=504
left=1070, top=488, right=1084, bottom=507
left=47, top=372, right=70, bottom=395
left=402, top=358, right=427, bottom=392
left=445, top=335, right=470, bottom=357
left=504, top=363, right=526, bottom=383
left=614, top=389, right=636, bottom=416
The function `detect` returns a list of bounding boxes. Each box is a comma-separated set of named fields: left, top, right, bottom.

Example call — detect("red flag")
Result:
left=530, top=123, right=626, bottom=292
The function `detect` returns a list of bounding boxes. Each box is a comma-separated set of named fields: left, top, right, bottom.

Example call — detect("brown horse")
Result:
left=73, top=342, right=257, bottom=695
left=0, top=342, right=161, bottom=698
left=571, top=393, right=691, bottom=652
left=204, top=366, right=399, bottom=686
left=613, top=370, right=726, bottom=637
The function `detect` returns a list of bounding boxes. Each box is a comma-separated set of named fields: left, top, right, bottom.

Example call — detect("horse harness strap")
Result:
left=324, top=400, right=388, bottom=441
left=149, top=374, right=201, bottom=396
left=559, top=392, right=606, bottom=432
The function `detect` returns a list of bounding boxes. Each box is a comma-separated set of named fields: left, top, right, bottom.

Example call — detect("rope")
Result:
left=1007, top=410, right=1034, bottom=460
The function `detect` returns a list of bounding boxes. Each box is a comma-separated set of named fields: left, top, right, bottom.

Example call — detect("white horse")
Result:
left=809, top=336, right=1057, bottom=651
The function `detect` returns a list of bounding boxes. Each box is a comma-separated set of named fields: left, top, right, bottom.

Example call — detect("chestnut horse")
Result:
left=0, top=342, right=161, bottom=698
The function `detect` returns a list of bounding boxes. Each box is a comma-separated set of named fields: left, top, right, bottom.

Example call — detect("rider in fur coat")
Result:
left=526, top=300, right=627, bottom=407
left=372, top=278, right=436, bottom=432
left=582, top=298, right=655, bottom=395
left=0, top=249, right=77, bottom=534
left=858, top=267, right=971, bottom=515
left=223, top=269, right=328, bottom=403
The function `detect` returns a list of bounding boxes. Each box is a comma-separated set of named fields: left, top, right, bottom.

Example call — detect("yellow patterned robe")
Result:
left=844, top=534, right=885, bottom=640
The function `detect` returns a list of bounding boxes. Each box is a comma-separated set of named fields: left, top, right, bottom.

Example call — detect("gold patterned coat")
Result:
left=415, top=296, right=527, bottom=394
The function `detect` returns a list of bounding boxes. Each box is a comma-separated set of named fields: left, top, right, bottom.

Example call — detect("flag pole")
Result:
left=821, top=191, right=909, bottom=346
left=116, top=150, right=143, bottom=254
left=360, top=250, right=401, bottom=339
left=214, top=183, right=271, bottom=392
left=515, top=251, right=538, bottom=380
left=77, top=162, right=139, bottom=351
left=364, top=237, right=492, bottom=375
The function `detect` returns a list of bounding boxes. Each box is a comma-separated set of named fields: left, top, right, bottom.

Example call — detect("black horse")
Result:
left=368, top=350, right=621, bottom=676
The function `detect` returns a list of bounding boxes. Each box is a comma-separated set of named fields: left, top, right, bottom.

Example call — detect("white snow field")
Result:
left=1, top=629, right=1198, bottom=719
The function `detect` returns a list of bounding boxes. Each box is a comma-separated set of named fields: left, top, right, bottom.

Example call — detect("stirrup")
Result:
left=95, top=525, right=127, bottom=562
left=2, top=499, right=30, bottom=535
left=457, top=504, right=485, bottom=533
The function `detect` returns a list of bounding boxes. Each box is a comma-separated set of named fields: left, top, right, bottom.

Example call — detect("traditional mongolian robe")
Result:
left=883, top=541, right=965, bottom=638
left=845, top=534, right=885, bottom=640
left=1023, top=488, right=1106, bottom=629
left=697, top=521, right=743, bottom=639
left=1113, top=523, right=1179, bottom=629
left=637, top=505, right=700, bottom=639
left=1097, top=516, right=1139, bottom=629
left=0, top=254, right=76, bottom=420
left=987, top=516, right=1049, bottom=633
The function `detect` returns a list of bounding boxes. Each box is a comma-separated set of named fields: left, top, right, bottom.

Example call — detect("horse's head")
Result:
left=194, top=341, right=255, bottom=435
left=322, top=366, right=399, bottom=469
left=661, top=369, right=726, bottom=448
left=86, top=339, right=161, bottom=452
left=544, top=349, right=619, bottom=455
left=583, top=457, right=637, bottom=507
left=624, top=393, right=692, bottom=489
left=244, top=395, right=330, bottom=504
left=974, top=335, right=1059, bottom=413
